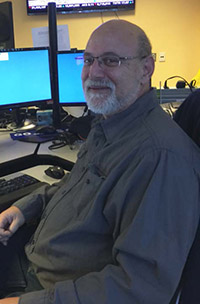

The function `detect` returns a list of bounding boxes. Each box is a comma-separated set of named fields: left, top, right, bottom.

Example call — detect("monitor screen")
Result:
left=27, top=0, right=135, bottom=15
left=57, top=50, right=86, bottom=106
left=0, top=48, right=52, bottom=110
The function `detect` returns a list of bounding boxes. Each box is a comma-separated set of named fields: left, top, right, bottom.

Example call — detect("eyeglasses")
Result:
left=83, top=54, right=146, bottom=68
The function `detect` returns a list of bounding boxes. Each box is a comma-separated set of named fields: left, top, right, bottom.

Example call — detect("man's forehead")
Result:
left=86, top=29, right=138, bottom=55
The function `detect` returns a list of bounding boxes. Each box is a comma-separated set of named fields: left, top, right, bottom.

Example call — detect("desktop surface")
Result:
left=0, top=131, right=79, bottom=183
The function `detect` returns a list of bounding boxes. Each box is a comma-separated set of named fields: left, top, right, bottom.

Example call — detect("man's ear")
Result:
left=141, top=55, right=155, bottom=85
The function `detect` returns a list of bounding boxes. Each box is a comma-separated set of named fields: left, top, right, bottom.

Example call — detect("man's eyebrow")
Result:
left=83, top=51, right=120, bottom=57
left=83, top=52, right=92, bottom=57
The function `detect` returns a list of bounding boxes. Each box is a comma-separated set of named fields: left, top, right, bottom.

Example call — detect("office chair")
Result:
left=178, top=221, right=200, bottom=303
left=168, top=219, right=200, bottom=304
left=172, top=89, right=200, bottom=303
left=173, top=88, right=200, bottom=147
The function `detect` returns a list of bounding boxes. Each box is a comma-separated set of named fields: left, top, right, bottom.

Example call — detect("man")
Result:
left=0, top=19, right=200, bottom=304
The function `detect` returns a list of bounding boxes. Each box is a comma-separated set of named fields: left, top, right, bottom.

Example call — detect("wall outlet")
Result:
left=159, top=52, right=166, bottom=62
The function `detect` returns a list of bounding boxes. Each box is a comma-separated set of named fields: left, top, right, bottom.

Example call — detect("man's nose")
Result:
left=88, top=58, right=105, bottom=79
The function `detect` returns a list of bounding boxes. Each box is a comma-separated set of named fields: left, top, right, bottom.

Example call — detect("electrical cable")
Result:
left=114, top=11, right=120, bottom=19
left=48, top=131, right=81, bottom=150
left=100, top=12, right=104, bottom=23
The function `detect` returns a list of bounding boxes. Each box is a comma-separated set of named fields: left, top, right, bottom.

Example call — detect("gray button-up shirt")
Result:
left=16, top=89, right=200, bottom=304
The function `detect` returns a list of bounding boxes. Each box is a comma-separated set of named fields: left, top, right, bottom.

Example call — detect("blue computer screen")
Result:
left=57, top=51, right=86, bottom=106
left=0, top=48, right=52, bottom=108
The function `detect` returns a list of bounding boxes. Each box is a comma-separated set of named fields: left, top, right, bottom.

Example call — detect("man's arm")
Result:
left=0, top=173, right=71, bottom=243
left=13, top=173, right=70, bottom=223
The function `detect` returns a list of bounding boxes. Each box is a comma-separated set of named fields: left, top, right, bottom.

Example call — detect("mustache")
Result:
left=84, top=79, right=115, bottom=90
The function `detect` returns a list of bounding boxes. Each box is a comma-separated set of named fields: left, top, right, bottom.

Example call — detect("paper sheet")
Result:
left=32, top=24, right=70, bottom=51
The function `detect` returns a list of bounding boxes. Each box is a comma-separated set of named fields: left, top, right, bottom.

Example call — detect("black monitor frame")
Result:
left=57, top=49, right=86, bottom=107
left=26, top=0, right=135, bottom=15
left=0, top=47, right=52, bottom=111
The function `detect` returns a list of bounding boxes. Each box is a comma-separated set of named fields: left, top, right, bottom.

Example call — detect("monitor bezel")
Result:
left=26, top=0, right=135, bottom=15
left=0, top=47, right=53, bottom=111
left=57, top=49, right=86, bottom=107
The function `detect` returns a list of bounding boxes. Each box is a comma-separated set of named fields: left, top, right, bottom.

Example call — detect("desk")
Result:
left=0, top=131, right=79, bottom=183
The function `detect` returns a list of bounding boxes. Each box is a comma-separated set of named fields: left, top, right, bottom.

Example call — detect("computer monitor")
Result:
left=57, top=50, right=86, bottom=106
left=0, top=47, right=52, bottom=110
left=26, top=0, right=135, bottom=15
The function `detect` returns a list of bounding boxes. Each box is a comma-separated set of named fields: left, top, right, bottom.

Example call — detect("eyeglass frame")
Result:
left=83, top=53, right=148, bottom=68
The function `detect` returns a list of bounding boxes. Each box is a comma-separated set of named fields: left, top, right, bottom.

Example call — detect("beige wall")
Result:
left=1, top=0, right=200, bottom=88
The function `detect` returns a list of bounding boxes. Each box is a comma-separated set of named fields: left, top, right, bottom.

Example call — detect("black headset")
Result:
left=163, top=75, right=194, bottom=92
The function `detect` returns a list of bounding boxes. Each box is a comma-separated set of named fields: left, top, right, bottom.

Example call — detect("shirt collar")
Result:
left=95, top=89, right=159, bottom=143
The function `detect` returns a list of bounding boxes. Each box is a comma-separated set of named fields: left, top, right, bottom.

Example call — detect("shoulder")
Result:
left=141, top=104, right=200, bottom=174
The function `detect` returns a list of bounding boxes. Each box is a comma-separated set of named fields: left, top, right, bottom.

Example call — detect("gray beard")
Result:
left=83, top=79, right=140, bottom=116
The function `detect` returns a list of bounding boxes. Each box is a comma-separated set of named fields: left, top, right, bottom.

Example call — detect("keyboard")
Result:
left=0, top=174, right=47, bottom=212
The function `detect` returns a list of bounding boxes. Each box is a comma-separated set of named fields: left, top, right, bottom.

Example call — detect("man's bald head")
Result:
left=87, top=19, right=152, bottom=59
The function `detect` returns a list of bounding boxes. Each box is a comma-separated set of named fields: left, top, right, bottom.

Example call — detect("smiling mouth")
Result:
left=88, top=86, right=111, bottom=93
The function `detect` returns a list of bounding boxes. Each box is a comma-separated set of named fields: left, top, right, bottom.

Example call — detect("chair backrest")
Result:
left=172, top=89, right=200, bottom=303
left=173, top=221, right=200, bottom=303
left=173, top=89, right=200, bottom=147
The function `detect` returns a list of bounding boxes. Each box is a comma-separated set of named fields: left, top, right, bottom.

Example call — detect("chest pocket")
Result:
left=72, top=163, right=106, bottom=217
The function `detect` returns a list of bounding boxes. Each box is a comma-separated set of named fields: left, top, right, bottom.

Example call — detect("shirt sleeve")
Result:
left=13, top=173, right=70, bottom=223
left=19, top=149, right=200, bottom=304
